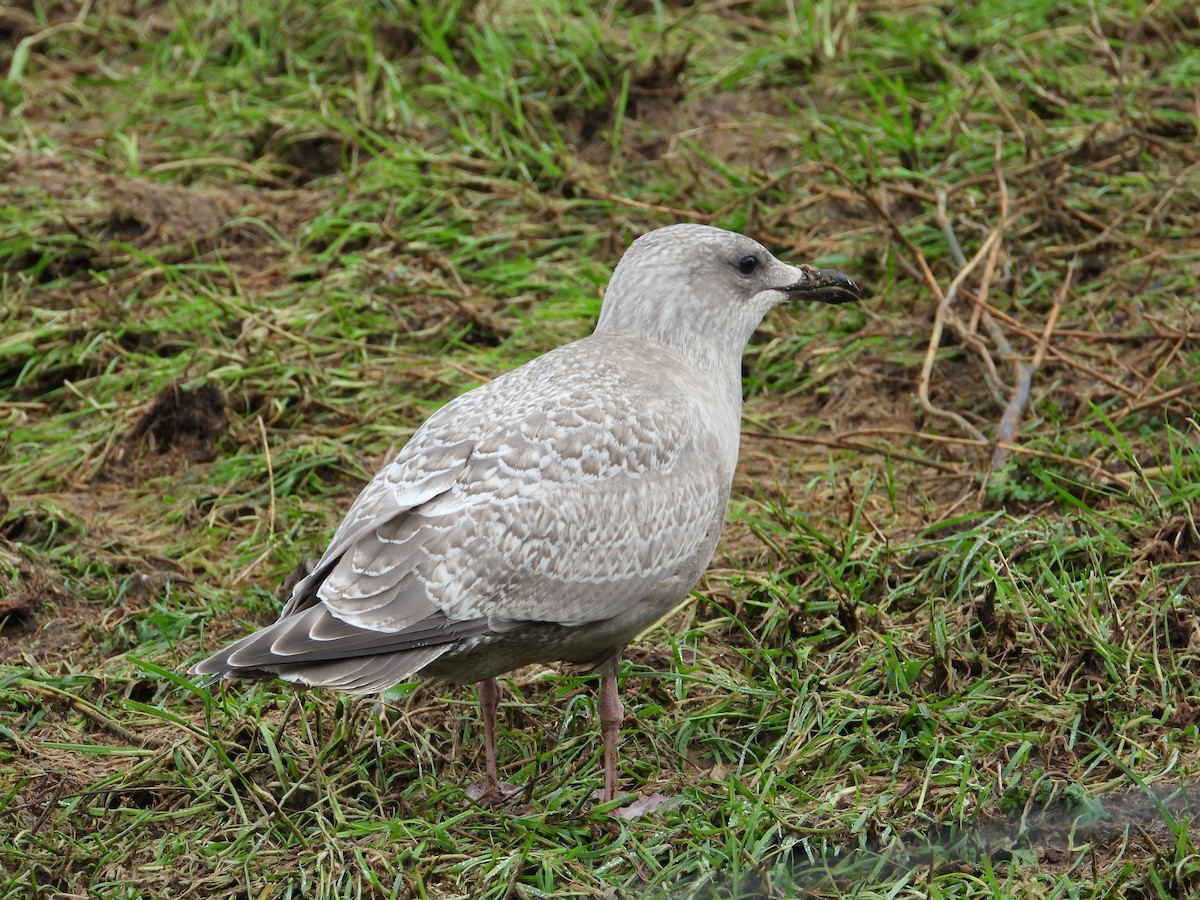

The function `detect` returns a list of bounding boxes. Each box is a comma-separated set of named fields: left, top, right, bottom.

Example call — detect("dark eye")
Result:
left=737, top=255, right=759, bottom=275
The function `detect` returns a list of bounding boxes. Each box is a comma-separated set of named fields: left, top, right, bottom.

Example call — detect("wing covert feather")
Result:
left=287, top=336, right=732, bottom=636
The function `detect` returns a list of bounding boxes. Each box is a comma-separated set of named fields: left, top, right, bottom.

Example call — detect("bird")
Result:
left=191, top=223, right=861, bottom=814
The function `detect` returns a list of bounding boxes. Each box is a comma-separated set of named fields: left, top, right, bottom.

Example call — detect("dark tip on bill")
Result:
left=780, top=265, right=864, bottom=305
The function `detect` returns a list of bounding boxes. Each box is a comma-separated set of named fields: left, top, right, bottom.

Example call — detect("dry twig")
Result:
left=991, top=258, right=1072, bottom=469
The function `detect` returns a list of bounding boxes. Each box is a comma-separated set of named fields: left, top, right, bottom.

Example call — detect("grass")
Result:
left=2, top=0, right=1200, bottom=896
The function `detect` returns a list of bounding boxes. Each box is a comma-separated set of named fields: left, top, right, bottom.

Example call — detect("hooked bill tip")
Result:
left=782, top=266, right=863, bottom=304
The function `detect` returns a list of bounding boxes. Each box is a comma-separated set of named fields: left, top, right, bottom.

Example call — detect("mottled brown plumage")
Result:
left=191, top=224, right=861, bottom=812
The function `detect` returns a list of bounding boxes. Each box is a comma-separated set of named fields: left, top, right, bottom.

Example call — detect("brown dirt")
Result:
left=0, top=486, right=191, bottom=667
left=123, top=381, right=229, bottom=468
left=0, top=154, right=330, bottom=310
left=0, top=523, right=72, bottom=631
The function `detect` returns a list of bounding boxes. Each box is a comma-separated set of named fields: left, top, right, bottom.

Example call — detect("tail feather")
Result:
left=189, top=602, right=487, bottom=692
left=274, top=646, right=452, bottom=693
left=190, top=642, right=452, bottom=693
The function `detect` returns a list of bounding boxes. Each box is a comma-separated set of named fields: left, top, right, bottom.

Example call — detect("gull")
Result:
left=191, top=223, right=861, bottom=813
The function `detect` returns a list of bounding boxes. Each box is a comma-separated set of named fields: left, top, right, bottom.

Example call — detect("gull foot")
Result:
left=593, top=790, right=680, bottom=819
left=465, top=780, right=523, bottom=805
left=614, top=792, right=679, bottom=819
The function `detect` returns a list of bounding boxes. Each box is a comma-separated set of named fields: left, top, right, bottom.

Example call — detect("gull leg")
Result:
left=465, top=677, right=520, bottom=804
left=598, top=666, right=624, bottom=803
left=597, top=657, right=679, bottom=819
left=479, top=676, right=503, bottom=792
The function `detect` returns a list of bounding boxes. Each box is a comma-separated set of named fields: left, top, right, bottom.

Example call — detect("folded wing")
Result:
left=191, top=340, right=725, bottom=690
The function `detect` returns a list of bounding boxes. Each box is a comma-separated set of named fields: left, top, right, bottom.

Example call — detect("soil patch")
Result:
left=129, top=381, right=227, bottom=461
left=1, top=154, right=323, bottom=286
left=94, top=381, right=230, bottom=485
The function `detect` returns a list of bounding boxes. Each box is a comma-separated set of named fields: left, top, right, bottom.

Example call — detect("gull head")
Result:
left=595, top=224, right=861, bottom=355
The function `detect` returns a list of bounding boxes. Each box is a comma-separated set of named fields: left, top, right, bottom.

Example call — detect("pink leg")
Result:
left=479, top=676, right=502, bottom=791
left=596, top=658, right=678, bottom=818
left=465, top=677, right=520, bottom=804
left=599, top=668, right=624, bottom=803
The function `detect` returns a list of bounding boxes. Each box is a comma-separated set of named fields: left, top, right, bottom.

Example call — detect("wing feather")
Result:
left=193, top=335, right=733, bottom=684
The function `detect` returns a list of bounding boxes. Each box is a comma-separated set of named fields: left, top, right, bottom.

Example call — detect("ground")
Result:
left=1, top=1, right=1199, bottom=897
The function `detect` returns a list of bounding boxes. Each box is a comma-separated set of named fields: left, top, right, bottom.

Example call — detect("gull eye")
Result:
left=737, top=255, right=759, bottom=276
